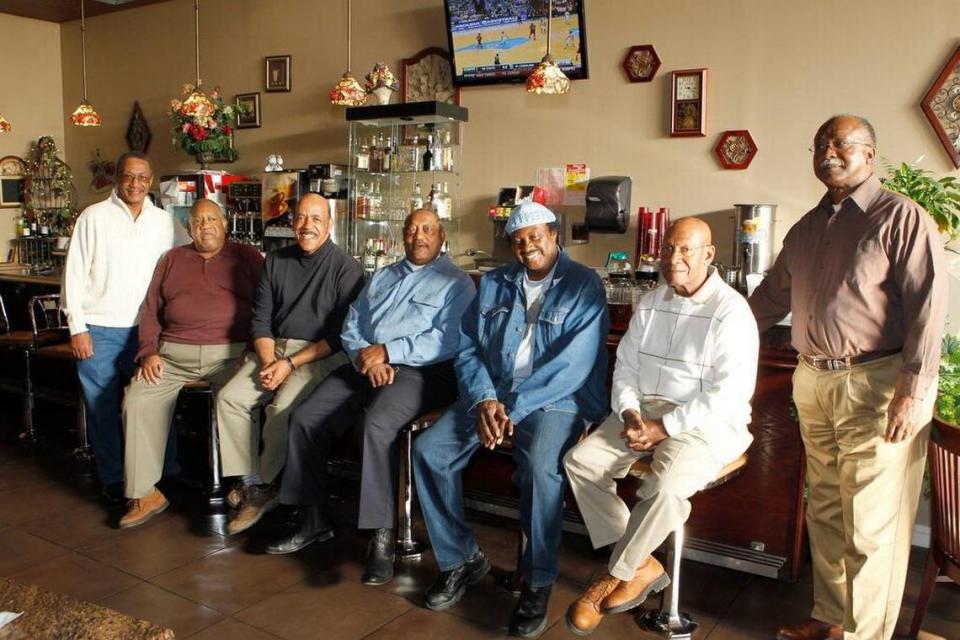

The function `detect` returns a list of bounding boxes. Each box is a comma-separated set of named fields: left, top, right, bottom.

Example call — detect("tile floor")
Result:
left=0, top=441, right=957, bottom=640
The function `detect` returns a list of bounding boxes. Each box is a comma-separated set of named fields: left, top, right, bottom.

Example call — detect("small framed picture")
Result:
left=0, top=177, right=25, bottom=208
left=235, top=92, right=261, bottom=129
left=265, top=55, right=291, bottom=92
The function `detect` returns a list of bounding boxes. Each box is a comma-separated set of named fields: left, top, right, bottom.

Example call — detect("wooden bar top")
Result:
left=0, top=265, right=62, bottom=286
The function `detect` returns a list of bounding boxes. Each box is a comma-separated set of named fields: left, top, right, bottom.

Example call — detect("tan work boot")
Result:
left=565, top=570, right=622, bottom=636
left=602, top=556, right=670, bottom=614
left=227, top=483, right=279, bottom=535
left=119, top=488, right=169, bottom=529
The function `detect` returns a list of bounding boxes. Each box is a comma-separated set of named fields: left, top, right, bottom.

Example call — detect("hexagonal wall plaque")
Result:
left=622, top=45, right=661, bottom=83
left=714, top=130, right=757, bottom=170
left=921, top=45, right=960, bottom=169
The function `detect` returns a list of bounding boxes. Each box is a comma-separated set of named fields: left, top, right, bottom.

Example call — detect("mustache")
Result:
left=818, top=158, right=842, bottom=170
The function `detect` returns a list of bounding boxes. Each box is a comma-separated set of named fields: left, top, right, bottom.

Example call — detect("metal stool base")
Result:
left=396, top=538, right=425, bottom=560
left=637, top=609, right=698, bottom=638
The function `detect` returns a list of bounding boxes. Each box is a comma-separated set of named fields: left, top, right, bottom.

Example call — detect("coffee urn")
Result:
left=732, top=203, right=777, bottom=292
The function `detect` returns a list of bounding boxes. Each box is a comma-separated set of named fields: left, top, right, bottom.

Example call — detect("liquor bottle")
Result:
left=374, top=238, right=388, bottom=271
left=362, top=238, right=377, bottom=276
left=436, top=182, right=453, bottom=220
left=39, top=213, right=50, bottom=237
left=19, top=213, right=30, bottom=237
left=29, top=217, right=38, bottom=237
left=422, top=135, right=434, bottom=172
left=355, top=182, right=369, bottom=218
left=369, top=136, right=381, bottom=173
left=442, top=130, right=454, bottom=172
left=431, top=132, right=443, bottom=171
left=426, top=183, right=437, bottom=211
left=370, top=182, right=382, bottom=220
left=356, top=141, right=370, bottom=172
left=410, top=135, right=420, bottom=172
left=410, top=182, right=423, bottom=212
left=382, top=133, right=392, bottom=172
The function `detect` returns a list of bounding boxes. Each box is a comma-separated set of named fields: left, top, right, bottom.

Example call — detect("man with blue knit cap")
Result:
left=414, top=201, right=609, bottom=637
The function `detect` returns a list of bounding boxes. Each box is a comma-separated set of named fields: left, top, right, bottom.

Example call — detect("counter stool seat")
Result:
left=180, top=380, right=224, bottom=505
left=635, top=452, right=748, bottom=639
left=396, top=408, right=445, bottom=559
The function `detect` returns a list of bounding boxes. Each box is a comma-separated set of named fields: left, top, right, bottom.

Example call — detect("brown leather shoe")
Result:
left=601, top=556, right=670, bottom=614
left=227, top=483, right=279, bottom=535
left=776, top=618, right=842, bottom=640
left=119, top=488, right=169, bottom=529
left=565, top=571, right=621, bottom=636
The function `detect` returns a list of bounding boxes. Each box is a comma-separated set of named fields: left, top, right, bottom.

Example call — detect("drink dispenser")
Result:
left=733, top=204, right=777, bottom=292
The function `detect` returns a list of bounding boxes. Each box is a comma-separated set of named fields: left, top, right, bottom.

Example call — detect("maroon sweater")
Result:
left=137, top=241, right=264, bottom=361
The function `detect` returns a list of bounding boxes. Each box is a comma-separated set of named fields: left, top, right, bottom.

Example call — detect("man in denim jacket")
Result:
left=413, top=202, right=609, bottom=638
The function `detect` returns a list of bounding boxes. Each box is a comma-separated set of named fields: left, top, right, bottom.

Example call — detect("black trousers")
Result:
left=280, top=360, right=457, bottom=529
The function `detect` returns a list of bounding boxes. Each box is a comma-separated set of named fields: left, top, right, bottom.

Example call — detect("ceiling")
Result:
left=0, top=0, right=171, bottom=23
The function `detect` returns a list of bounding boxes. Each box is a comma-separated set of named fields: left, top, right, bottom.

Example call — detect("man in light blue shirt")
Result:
left=264, top=209, right=475, bottom=585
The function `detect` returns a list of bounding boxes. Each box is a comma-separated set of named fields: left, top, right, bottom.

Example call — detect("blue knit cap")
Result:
left=505, top=201, right=557, bottom=235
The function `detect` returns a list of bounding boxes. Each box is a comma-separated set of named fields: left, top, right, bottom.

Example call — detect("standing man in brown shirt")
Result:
left=119, top=198, right=263, bottom=528
left=750, top=115, right=947, bottom=640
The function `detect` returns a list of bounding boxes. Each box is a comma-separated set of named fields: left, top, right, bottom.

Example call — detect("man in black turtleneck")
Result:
left=217, top=193, right=364, bottom=536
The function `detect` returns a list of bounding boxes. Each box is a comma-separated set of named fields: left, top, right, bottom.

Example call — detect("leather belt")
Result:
left=799, top=348, right=900, bottom=371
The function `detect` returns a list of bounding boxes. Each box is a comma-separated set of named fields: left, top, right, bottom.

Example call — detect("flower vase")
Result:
left=371, top=86, right=394, bottom=105
left=196, top=151, right=214, bottom=170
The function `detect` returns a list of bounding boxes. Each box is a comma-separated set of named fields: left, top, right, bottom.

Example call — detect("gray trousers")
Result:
left=123, top=341, right=245, bottom=499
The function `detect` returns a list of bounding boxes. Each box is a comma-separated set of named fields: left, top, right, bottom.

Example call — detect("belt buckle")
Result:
left=825, top=357, right=850, bottom=371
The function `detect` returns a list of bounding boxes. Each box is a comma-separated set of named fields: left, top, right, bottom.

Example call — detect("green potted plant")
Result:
left=881, top=159, right=960, bottom=245
left=937, top=333, right=960, bottom=427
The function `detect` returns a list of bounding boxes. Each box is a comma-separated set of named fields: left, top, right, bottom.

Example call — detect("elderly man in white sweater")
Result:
left=62, top=152, right=190, bottom=501
left=564, top=218, right=759, bottom=636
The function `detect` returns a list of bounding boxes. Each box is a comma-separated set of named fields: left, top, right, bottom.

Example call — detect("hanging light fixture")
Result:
left=329, top=0, right=366, bottom=107
left=70, top=0, right=102, bottom=126
left=0, top=114, right=10, bottom=132
left=183, top=0, right=216, bottom=115
left=525, top=0, right=570, bottom=95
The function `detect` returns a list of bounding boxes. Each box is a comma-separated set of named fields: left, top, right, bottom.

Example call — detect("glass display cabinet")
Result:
left=345, top=101, right=468, bottom=276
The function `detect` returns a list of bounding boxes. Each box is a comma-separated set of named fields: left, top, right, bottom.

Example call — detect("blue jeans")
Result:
left=413, top=402, right=582, bottom=587
left=76, top=325, right=178, bottom=485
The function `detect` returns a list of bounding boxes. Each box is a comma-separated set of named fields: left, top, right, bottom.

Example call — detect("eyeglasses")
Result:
left=660, top=243, right=710, bottom=258
left=808, top=139, right=874, bottom=154
left=118, top=172, right=152, bottom=184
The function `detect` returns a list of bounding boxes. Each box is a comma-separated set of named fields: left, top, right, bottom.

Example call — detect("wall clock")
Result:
left=921, top=45, right=960, bottom=169
left=622, top=45, right=660, bottom=83
left=670, top=68, right=707, bottom=137
left=402, top=47, right=460, bottom=105
left=714, top=130, right=758, bottom=169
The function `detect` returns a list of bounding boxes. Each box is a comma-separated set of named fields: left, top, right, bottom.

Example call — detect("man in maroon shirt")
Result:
left=119, top=198, right=263, bottom=529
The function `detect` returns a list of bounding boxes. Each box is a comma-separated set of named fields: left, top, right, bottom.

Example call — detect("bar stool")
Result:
left=27, top=295, right=80, bottom=452
left=180, top=380, right=225, bottom=505
left=0, top=292, right=37, bottom=442
left=635, top=452, right=749, bottom=639
left=395, top=408, right=444, bottom=559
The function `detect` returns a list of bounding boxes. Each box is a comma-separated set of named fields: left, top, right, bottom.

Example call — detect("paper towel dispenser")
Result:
left=585, top=176, right=631, bottom=233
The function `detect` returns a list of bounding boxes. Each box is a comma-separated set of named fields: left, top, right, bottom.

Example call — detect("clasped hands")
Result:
left=354, top=344, right=394, bottom=388
left=476, top=399, right=513, bottom=449
left=620, top=409, right=668, bottom=451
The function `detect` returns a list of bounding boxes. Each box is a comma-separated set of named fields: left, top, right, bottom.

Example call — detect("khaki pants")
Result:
left=123, top=341, right=246, bottom=499
left=216, top=339, right=347, bottom=483
left=564, top=402, right=725, bottom=581
left=793, top=354, right=934, bottom=640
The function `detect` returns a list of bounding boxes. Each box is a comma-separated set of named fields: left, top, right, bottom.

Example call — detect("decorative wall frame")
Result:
left=0, top=155, right=26, bottom=208
left=235, top=92, right=261, bottom=129
left=622, top=45, right=660, bottom=83
left=670, top=68, right=707, bottom=137
left=402, top=47, right=460, bottom=105
left=921, top=45, right=960, bottom=169
left=265, top=55, right=292, bottom=92
left=714, top=130, right=758, bottom=170
left=125, top=101, right=151, bottom=153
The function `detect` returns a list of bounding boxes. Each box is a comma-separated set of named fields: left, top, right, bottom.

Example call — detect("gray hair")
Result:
left=114, top=151, right=152, bottom=178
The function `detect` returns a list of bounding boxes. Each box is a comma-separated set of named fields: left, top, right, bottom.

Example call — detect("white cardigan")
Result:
left=61, top=191, right=190, bottom=334
left=612, top=268, right=759, bottom=463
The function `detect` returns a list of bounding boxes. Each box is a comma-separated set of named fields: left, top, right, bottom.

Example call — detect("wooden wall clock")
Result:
left=921, top=45, right=960, bottom=169
left=714, top=130, right=758, bottom=170
left=670, top=68, right=707, bottom=137
left=622, top=45, right=660, bottom=83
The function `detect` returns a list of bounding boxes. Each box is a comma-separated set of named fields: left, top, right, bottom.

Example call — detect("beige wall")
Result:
left=53, top=0, right=960, bottom=268
left=0, top=13, right=64, bottom=261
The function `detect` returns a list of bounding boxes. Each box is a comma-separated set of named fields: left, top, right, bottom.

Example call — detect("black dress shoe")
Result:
left=424, top=549, right=491, bottom=611
left=264, top=505, right=334, bottom=554
left=100, top=482, right=125, bottom=505
left=361, top=528, right=396, bottom=586
left=509, top=584, right=552, bottom=638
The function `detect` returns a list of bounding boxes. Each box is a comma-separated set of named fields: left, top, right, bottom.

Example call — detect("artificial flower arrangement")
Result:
left=169, top=84, right=239, bottom=162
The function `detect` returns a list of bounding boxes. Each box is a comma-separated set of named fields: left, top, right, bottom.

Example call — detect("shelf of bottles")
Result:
left=345, top=101, right=468, bottom=276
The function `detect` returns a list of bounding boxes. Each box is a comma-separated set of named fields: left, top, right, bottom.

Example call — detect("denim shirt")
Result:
left=455, top=250, right=610, bottom=424
left=341, top=255, right=476, bottom=367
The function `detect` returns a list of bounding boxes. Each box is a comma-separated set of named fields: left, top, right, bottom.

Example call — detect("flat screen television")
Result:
left=443, top=0, right=588, bottom=87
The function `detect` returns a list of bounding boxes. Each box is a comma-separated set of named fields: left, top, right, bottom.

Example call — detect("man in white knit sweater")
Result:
left=564, top=218, right=759, bottom=636
left=61, top=153, right=190, bottom=501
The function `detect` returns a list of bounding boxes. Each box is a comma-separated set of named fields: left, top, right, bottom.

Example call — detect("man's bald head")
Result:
left=660, top=217, right=716, bottom=297
left=292, top=193, right=332, bottom=255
